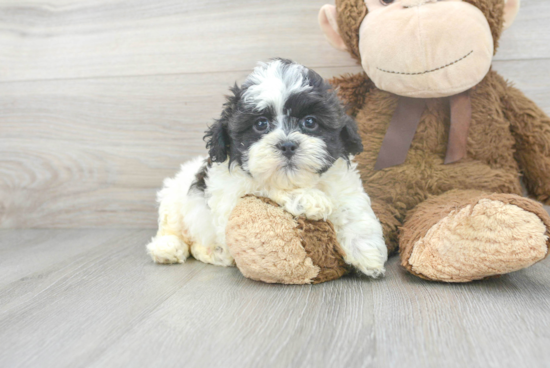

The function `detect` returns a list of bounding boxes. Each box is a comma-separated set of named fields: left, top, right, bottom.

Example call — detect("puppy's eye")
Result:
left=380, top=0, right=394, bottom=5
left=253, top=117, right=270, bottom=133
left=301, top=116, right=318, bottom=131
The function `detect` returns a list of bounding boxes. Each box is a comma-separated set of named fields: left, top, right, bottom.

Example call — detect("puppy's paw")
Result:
left=191, top=243, right=235, bottom=267
left=280, top=189, right=333, bottom=220
left=147, top=235, right=189, bottom=264
left=350, top=257, right=386, bottom=278
left=345, top=237, right=387, bottom=278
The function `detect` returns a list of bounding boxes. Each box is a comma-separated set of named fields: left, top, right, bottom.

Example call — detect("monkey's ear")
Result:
left=503, top=0, right=520, bottom=30
left=319, top=4, right=347, bottom=51
left=340, top=115, right=363, bottom=156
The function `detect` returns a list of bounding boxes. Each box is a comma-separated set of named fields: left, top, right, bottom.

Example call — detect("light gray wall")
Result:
left=1, top=0, right=549, bottom=228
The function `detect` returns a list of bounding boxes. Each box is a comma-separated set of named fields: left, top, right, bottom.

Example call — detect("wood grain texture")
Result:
left=0, top=229, right=549, bottom=368
left=0, top=0, right=359, bottom=82
left=0, top=67, right=361, bottom=228
left=0, top=0, right=549, bottom=227
left=0, top=0, right=548, bottom=82
left=370, top=257, right=550, bottom=368
left=2, top=2, right=550, bottom=367
left=0, top=228, right=127, bottom=286
left=1, top=61, right=549, bottom=228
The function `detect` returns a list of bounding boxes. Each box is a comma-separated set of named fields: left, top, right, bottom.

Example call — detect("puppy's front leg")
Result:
left=147, top=210, right=190, bottom=265
left=331, top=194, right=388, bottom=278
left=146, top=174, right=193, bottom=265
left=271, top=188, right=333, bottom=221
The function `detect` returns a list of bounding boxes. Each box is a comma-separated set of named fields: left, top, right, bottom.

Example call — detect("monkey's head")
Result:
left=319, top=0, right=520, bottom=98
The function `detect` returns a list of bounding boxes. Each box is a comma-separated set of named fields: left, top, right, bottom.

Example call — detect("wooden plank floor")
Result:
left=1, top=229, right=550, bottom=368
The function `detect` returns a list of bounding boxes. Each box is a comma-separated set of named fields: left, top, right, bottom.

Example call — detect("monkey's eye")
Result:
left=380, top=0, right=394, bottom=5
left=301, top=116, right=319, bottom=131
left=253, top=117, right=270, bottom=133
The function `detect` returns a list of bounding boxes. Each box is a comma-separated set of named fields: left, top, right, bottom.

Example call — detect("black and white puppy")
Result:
left=147, top=59, right=387, bottom=277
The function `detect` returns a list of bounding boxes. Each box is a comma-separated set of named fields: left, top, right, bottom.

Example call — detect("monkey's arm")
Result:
left=329, top=72, right=373, bottom=117
left=504, top=84, right=550, bottom=204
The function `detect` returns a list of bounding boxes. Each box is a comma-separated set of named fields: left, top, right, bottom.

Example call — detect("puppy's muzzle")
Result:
left=276, top=140, right=299, bottom=159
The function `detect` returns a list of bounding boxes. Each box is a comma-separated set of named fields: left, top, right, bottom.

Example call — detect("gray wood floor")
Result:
left=1, top=229, right=550, bottom=368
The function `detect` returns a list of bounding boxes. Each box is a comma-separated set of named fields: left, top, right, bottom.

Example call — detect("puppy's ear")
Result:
left=204, top=84, right=240, bottom=163
left=340, top=115, right=363, bottom=156
left=204, top=121, right=229, bottom=163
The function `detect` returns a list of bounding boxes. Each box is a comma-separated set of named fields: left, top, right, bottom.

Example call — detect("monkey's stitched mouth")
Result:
left=376, top=50, right=474, bottom=76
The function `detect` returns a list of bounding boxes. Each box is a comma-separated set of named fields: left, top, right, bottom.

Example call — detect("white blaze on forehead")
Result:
left=242, top=60, right=312, bottom=116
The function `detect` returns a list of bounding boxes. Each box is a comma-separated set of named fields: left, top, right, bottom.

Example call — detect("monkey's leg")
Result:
left=399, top=190, right=550, bottom=282
left=371, top=199, right=403, bottom=256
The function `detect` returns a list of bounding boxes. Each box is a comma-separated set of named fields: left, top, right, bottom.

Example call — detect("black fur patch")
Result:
left=188, top=158, right=212, bottom=193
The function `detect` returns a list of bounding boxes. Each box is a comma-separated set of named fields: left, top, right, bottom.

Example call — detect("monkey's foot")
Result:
left=400, top=191, right=550, bottom=282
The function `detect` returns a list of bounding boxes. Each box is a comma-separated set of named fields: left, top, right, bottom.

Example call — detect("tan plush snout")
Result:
left=359, top=0, right=494, bottom=98
left=320, top=0, right=522, bottom=98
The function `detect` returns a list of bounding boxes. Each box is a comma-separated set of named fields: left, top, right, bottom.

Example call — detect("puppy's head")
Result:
left=204, top=59, right=362, bottom=189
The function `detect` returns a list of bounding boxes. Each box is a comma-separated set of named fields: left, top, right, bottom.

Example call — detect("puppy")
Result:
left=146, top=59, right=387, bottom=277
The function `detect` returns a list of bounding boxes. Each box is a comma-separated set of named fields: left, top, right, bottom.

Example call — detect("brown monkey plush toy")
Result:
left=316, top=0, right=550, bottom=282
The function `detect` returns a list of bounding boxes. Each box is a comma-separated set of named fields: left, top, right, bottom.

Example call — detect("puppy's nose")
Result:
left=277, top=141, right=298, bottom=158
